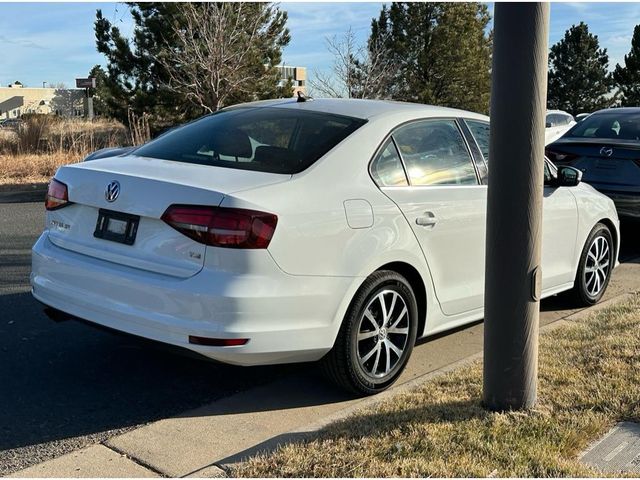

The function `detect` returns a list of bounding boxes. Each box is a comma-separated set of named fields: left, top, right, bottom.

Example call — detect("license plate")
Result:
left=94, top=209, right=139, bottom=245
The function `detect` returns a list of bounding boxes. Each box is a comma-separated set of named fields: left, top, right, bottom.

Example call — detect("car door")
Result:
left=374, top=118, right=487, bottom=317
left=465, top=119, right=578, bottom=292
left=539, top=161, right=579, bottom=289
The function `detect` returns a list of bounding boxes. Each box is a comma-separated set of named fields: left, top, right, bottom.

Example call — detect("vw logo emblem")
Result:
left=600, top=146, right=613, bottom=157
left=105, top=181, right=120, bottom=202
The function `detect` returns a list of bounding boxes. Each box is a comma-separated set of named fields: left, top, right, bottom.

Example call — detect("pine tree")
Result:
left=547, top=22, right=613, bottom=114
left=94, top=3, right=290, bottom=131
left=613, top=25, right=640, bottom=107
left=368, top=2, right=492, bottom=113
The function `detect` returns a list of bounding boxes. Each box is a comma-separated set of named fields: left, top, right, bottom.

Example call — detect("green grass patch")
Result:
left=235, top=295, right=640, bottom=477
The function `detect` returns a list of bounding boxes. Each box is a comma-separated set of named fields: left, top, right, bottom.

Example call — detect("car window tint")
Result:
left=392, top=120, right=478, bottom=186
left=134, top=107, right=367, bottom=174
left=466, top=120, right=490, bottom=161
left=239, top=118, right=297, bottom=149
left=370, top=139, right=408, bottom=187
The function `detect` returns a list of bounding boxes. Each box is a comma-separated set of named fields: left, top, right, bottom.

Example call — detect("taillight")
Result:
left=45, top=178, right=70, bottom=210
left=545, top=148, right=578, bottom=165
left=161, top=205, right=277, bottom=249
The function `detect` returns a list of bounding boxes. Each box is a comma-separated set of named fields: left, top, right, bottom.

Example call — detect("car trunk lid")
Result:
left=47, top=155, right=290, bottom=278
left=546, top=139, right=640, bottom=188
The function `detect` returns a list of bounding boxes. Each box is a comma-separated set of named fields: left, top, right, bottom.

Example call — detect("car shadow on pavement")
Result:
left=0, top=291, right=327, bottom=454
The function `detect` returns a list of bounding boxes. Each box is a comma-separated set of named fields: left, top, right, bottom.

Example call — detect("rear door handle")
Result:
left=416, top=212, right=437, bottom=227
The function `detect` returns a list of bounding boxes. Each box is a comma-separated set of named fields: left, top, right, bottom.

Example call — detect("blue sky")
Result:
left=1, top=2, right=639, bottom=89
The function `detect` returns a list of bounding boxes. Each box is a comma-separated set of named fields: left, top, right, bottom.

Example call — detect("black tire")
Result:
left=571, top=223, right=614, bottom=306
left=321, top=270, right=418, bottom=395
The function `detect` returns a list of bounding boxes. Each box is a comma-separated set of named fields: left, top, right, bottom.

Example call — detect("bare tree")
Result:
left=309, top=27, right=395, bottom=99
left=155, top=2, right=289, bottom=113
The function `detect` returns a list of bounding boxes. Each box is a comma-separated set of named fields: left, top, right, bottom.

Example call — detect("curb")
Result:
left=218, top=289, right=639, bottom=473
left=0, top=183, right=47, bottom=204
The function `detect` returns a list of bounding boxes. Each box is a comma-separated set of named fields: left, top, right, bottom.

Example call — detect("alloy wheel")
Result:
left=584, top=235, right=611, bottom=297
left=356, top=289, right=410, bottom=379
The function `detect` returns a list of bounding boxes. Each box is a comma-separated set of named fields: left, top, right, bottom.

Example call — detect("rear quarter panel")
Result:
left=220, top=117, right=444, bottom=329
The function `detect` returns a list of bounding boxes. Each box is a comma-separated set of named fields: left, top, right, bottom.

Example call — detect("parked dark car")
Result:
left=0, top=118, right=23, bottom=130
left=546, top=107, right=640, bottom=219
left=575, top=113, right=591, bottom=123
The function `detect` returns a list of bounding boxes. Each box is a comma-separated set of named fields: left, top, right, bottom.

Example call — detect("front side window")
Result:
left=544, top=161, right=552, bottom=184
left=392, top=119, right=478, bottom=186
left=134, top=107, right=367, bottom=174
left=370, top=139, right=408, bottom=187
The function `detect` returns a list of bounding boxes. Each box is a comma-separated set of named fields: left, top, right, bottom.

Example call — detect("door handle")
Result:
left=416, top=212, right=437, bottom=227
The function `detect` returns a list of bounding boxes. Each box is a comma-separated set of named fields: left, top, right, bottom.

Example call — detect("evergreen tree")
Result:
left=369, top=2, right=492, bottom=113
left=547, top=22, right=613, bottom=114
left=94, top=3, right=290, bottom=131
left=613, top=25, right=640, bottom=107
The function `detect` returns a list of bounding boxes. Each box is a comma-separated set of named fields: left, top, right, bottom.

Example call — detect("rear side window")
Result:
left=134, top=107, right=367, bottom=174
left=392, top=119, right=478, bottom=186
left=370, top=139, right=408, bottom=187
left=466, top=120, right=490, bottom=161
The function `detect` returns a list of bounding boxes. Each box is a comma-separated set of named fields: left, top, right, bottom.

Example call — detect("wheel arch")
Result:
left=376, top=261, right=427, bottom=339
left=597, top=217, right=619, bottom=260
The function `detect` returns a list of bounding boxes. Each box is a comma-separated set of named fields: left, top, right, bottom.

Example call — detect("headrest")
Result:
left=254, top=145, right=298, bottom=170
left=211, top=128, right=252, bottom=158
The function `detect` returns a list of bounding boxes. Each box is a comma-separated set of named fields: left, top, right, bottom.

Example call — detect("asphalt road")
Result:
left=0, top=202, right=304, bottom=475
left=1, top=202, right=639, bottom=475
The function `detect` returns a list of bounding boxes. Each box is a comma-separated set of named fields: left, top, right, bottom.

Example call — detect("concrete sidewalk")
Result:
left=10, top=261, right=640, bottom=478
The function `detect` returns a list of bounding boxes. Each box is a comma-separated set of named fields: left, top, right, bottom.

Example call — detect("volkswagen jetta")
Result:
left=32, top=99, right=620, bottom=394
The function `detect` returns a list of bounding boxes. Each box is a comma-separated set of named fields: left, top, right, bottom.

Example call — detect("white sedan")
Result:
left=545, top=109, right=576, bottom=145
left=32, top=99, right=619, bottom=394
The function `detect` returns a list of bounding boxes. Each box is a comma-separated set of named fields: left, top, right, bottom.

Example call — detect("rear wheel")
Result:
left=572, top=223, right=614, bottom=306
left=321, top=270, right=418, bottom=395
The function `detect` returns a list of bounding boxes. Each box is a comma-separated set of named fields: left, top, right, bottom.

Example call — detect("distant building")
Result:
left=0, top=82, right=86, bottom=119
left=276, top=66, right=306, bottom=96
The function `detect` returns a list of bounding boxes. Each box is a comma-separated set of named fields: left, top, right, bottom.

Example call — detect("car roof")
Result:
left=224, top=98, right=489, bottom=122
left=591, top=107, right=640, bottom=115
left=547, top=109, right=572, bottom=115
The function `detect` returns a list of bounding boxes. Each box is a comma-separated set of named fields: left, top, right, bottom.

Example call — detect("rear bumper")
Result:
left=31, top=233, right=357, bottom=366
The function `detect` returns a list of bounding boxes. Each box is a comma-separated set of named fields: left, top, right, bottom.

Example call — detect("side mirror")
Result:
left=556, top=166, right=582, bottom=187
left=545, top=121, right=552, bottom=128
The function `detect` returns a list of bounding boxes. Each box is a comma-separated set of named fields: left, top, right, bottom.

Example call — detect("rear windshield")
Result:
left=133, top=107, right=367, bottom=174
left=546, top=112, right=574, bottom=127
left=564, top=111, right=640, bottom=141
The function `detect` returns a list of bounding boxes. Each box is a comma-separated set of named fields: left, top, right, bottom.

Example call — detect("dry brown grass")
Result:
left=0, top=152, right=85, bottom=184
left=235, top=294, right=640, bottom=478
left=0, top=116, right=128, bottom=184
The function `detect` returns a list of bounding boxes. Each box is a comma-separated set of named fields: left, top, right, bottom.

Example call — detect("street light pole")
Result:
left=483, top=2, right=550, bottom=411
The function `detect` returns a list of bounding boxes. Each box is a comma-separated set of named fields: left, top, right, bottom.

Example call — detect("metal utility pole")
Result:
left=483, top=2, right=550, bottom=411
